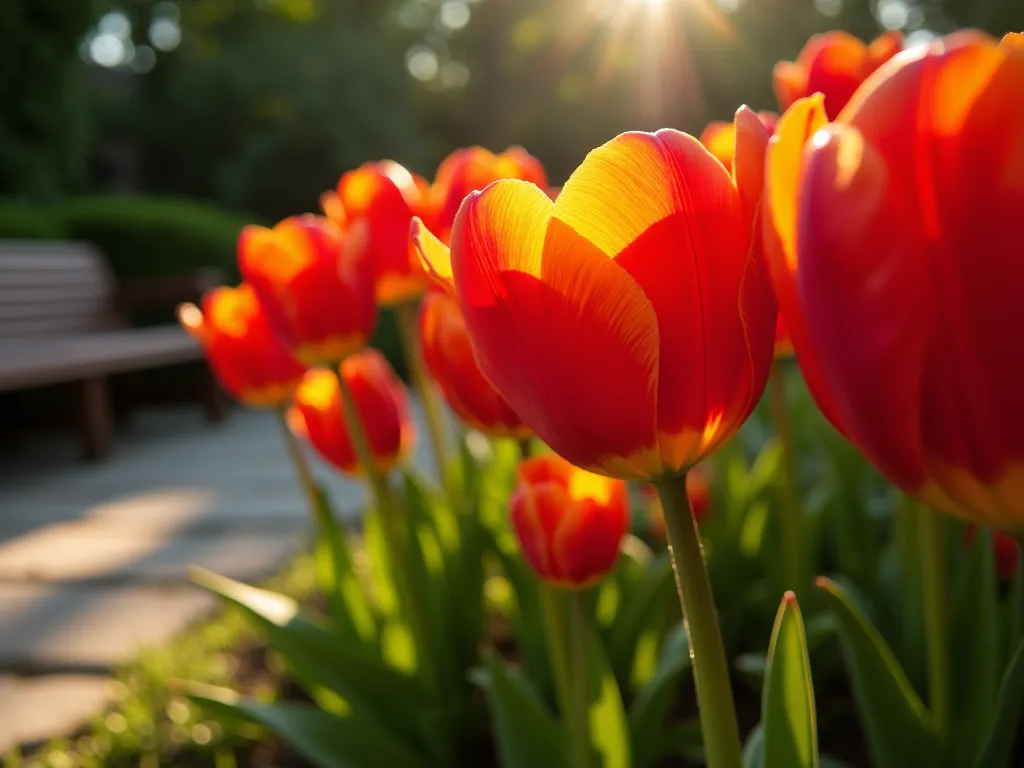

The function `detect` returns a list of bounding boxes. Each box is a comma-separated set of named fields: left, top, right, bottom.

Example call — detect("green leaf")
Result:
left=586, top=624, right=632, bottom=768
left=762, top=592, right=817, bottom=768
left=744, top=722, right=765, bottom=768
left=817, top=577, right=941, bottom=768
left=446, top=505, right=486, bottom=674
left=474, top=654, right=567, bottom=768
left=310, top=485, right=376, bottom=644
left=951, top=528, right=1001, bottom=764
left=973, top=638, right=1024, bottom=768
left=185, top=683, right=429, bottom=768
left=189, top=568, right=440, bottom=763
left=629, top=623, right=691, bottom=768
left=496, top=544, right=555, bottom=701
left=607, top=553, right=676, bottom=688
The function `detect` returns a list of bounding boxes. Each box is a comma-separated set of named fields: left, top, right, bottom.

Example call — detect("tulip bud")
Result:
left=288, top=350, right=415, bottom=477
left=178, top=283, right=306, bottom=408
left=419, top=289, right=530, bottom=438
left=509, top=454, right=629, bottom=588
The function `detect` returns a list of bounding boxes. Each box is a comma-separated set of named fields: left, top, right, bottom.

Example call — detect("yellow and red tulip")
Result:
left=773, top=30, right=903, bottom=120
left=764, top=31, right=1024, bottom=528
left=414, top=108, right=777, bottom=480
left=178, top=283, right=306, bottom=408
left=238, top=214, right=375, bottom=366
left=287, top=350, right=416, bottom=477
left=699, top=111, right=779, bottom=171
left=509, top=454, right=629, bottom=588
left=430, top=146, right=548, bottom=244
left=419, top=289, right=530, bottom=439
left=322, top=161, right=433, bottom=306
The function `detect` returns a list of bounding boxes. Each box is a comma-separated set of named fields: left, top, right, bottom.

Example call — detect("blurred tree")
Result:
left=0, top=0, right=103, bottom=200
left=91, top=0, right=427, bottom=222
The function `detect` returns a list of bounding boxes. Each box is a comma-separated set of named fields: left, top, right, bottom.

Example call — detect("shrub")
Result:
left=59, top=195, right=251, bottom=283
left=0, top=200, right=65, bottom=240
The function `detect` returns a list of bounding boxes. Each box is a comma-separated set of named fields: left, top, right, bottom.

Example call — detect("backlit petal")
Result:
left=411, top=217, right=455, bottom=295
left=453, top=180, right=660, bottom=476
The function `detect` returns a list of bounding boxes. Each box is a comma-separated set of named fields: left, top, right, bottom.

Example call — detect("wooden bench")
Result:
left=0, top=241, right=227, bottom=461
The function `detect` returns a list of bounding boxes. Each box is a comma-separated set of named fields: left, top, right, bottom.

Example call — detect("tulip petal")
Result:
left=553, top=129, right=772, bottom=472
left=699, top=120, right=736, bottom=170
left=411, top=217, right=455, bottom=294
left=763, top=95, right=849, bottom=435
left=798, top=124, right=929, bottom=490
left=453, top=180, right=660, bottom=476
left=733, top=105, right=772, bottom=223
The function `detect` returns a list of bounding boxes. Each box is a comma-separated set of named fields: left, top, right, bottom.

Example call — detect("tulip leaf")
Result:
left=629, top=623, right=691, bottom=768
left=189, top=567, right=441, bottom=763
left=474, top=653, right=568, bottom=768
left=495, top=544, right=555, bottom=702
left=185, top=683, right=430, bottom=768
left=951, top=528, right=1000, bottom=764
left=817, top=576, right=941, bottom=768
left=607, top=552, right=676, bottom=689
left=762, top=592, right=818, bottom=768
left=972, top=638, right=1024, bottom=768
left=310, top=484, right=376, bottom=644
left=586, top=619, right=632, bottom=768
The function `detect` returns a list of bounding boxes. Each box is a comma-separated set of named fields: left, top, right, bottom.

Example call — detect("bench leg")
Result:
left=78, top=376, right=113, bottom=462
left=201, top=366, right=227, bottom=424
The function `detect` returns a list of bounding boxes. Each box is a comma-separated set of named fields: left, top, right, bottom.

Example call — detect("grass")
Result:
left=8, top=554, right=319, bottom=768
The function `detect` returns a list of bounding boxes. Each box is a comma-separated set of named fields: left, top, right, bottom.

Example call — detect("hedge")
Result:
left=58, top=195, right=251, bottom=283
left=0, top=200, right=65, bottom=240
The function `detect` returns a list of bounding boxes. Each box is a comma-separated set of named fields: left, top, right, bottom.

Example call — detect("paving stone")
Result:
left=0, top=527, right=304, bottom=585
left=0, top=584, right=216, bottom=671
left=0, top=674, right=117, bottom=752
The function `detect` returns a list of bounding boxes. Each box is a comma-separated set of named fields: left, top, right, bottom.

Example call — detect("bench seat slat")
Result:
left=0, top=327, right=202, bottom=391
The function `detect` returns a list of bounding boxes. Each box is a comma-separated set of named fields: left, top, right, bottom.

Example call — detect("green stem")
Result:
left=920, top=505, right=950, bottom=740
left=769, top=362, right=804, bottom=596
left=570, top=590, right=592, bottom=768
left=655, top=473, right=743, bottom=768
left=332, top=366, right=437, bottom=692
left=518, top=438, right=533, bottom=459
left=276, top=409, right=349, bottom=629
left=539, top=585, right=572, bottom=725
left=396, top=300, right=452, bottom=496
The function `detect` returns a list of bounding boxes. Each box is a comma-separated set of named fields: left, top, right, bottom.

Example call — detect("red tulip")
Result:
left=322, top=161, right=432, bottom=306
left=238, top=215, right=375, bottom=367
left=419, top=289, right=530, bottom=438
left=430, top=146, right=548, bottom=244
left=509, top=454, right=629, bottom=588
left=414, top=108, right=776, bottom=480
left=774, top=30, right=903, bottom=120
left=764, top=32, right=1024, bottom=528
left=700, top=111, right=779, bottom=171
left=287, top=350, right=415, bottom=477
left=178, top=283, right=306, bottom=407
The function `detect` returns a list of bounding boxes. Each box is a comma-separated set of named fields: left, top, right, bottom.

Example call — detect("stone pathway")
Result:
left=0, top=403, right=438, bottom=753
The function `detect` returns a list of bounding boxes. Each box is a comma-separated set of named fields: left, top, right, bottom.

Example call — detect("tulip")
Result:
left=287, top=350, right=415, bottom=477
left=178, top=283, right=306, bottom=408
left=700, top=111, right=779, bottom=171
left=430, top=146, right=548, bottom=243
left=773, top=30, right=903, bottom=120
left=764, top=31, right=1024, bottom=529
left=238, top=214, right=375, bottom=367
left=415, top=115, right=774, bottom=766
left=322, top=161, right=432, bottom=306
left=413, top=109, right=777, bottom=482
left=419, top=289, right=530, bottom=439
left=510, top=454, right=629, bottom=588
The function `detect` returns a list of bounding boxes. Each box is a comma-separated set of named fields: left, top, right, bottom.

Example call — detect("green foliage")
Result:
left=0, top=201, right=65, bottom=240
left=0, top=1, right=99, bottom=200
left=130, top=7, right=428, bottom=222
left=762, top=594, right=818, bottom=768
left=817, top=577, right=942, bottom=768
left=59, top=195, right=248, bottom=281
